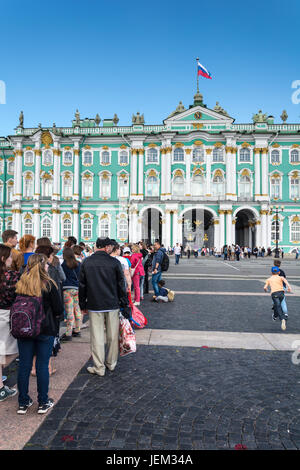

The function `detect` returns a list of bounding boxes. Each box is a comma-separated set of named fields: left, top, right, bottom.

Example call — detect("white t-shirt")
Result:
left=116, top=256, right=129, bottom=272
left=174, top=246, right=181, bottom=255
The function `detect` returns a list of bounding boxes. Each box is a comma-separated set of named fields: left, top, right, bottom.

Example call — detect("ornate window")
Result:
left=240, top=148, right=251, bottom=162
left=83, top=218, right=92, bottom=239
left=173, top=148, right=184, bottom=162
left=146, top=174, right=159, bottom=197
left=192, top=174, right=205, bottom=196
left=101, top=151, right=110, bottom=165
left=6, top=217, right=12, bottom=231
left=291, top=219, right=300, bottom=242
left=7, top=160, right=14, bottom=174
left=42, top=175, right=53, bottom=197
left=41, top=217, right=51, bottom=238
left=99, top=216, right=109, bottom=237
left=63, top=218, right=72, bottom=238
left=118, top=217, right=128, bottom=240
left=147, top=148, right=158, bottom=163
left=118, top=175, right=129, bottom=198
left=271, top=219, right=281, bottom=242
left=270, top=175, right=281, bottom=199
left=7, top=181, right=14, bottom=203
left=24, top=216, right=33, bottom=235
left=63, top=151, right=73, bottom=165
left=82, top=173, right=93, bottom=198
left=43, top=150, right=53, bottom=166
left=212, top=172, right=225, bottom=197
left=62, top=173, right=73, bottom=198
left=212, top=147, right=224, bottom=162
left=271, top=150, right=280, bottom=164
left=24, top=151, right=34, bottom=165
left=23, top=173, right=34, bottom=198
left=192, top=147, right=204, bottom=163
left=291, top=149, right=300, bottom=163
left=291, top=177, right=300, bottom=199
left=119, top=150, right=129, bottom=165
left=239, top=172, right=251, bottom=198
left=172, top=175, right=185, bottom=196
left=83, top=150, right=93, bottom=165
left=99, top=173, right=111, bottom=199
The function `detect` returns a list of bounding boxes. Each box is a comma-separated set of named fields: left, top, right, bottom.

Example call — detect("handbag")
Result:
left=130, top=258, right=141, bottom=278
left=119, top=313, right=136, bottom=357
left=128, top=291, right=148, bottom=329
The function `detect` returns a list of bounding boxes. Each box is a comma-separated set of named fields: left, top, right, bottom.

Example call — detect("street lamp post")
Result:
left=269, top=205, right=284, bottom=258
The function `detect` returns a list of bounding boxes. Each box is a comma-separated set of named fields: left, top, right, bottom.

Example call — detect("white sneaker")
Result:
left=281, top=319, right=286, bottom=331
left=133, top=301, right=140, bottom=306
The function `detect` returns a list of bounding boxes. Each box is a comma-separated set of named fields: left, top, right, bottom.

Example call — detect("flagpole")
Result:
left=196, top=57, right=199, bottom=93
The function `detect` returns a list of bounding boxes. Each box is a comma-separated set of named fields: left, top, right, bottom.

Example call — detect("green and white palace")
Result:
left=1, top=90, right=300, bottom=252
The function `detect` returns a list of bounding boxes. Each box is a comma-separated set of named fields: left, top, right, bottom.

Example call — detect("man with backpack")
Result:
left=151, top=240, right=169, bottom=300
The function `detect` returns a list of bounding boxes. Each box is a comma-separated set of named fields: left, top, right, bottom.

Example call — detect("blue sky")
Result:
left=0, top=0, right=299, bottom=135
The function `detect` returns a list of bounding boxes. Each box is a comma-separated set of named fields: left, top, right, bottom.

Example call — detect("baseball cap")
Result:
left=271, top=266, right=280, bottom=274
left=96, top=237, right=114, bottom=248
left=123, top=247, right=131, bottom=254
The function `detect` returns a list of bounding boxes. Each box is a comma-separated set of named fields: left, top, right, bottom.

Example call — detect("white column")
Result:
left=14, top=149, right=23, bottom=201
left=261, top=148, right=269, bottom=199
left=34, top=149, right=41, bottom=199
left=53, top=146, right=61, bottom=201
left=172, top=209, right=178, bottom=244
left=231, top=147, right=237, bottom=198
left=73, top=149, right=80, bottom=200
left=165, top=209, right=171, bottom=249
left=214, top=220, right=220, bottom=251
left=130, top=149, right=138, bottom=198
left=185, top=149, right=191, bottom=196
left=261, top=209, right=268, bottom=248
left=13, top=207, right=22, bottom=234
left=138, top=149, right=144, bottom=199
left=255, top=221, right=262, bottom=247
left=161, top=148, right=166, bottom=198
left=72, top=208, right=79, bottom=241
left=226, top=210, right=232, bottom=246
left=232, top=219, right=236, bottom=246
left=219, top=210, right=225, bottom=248
left=165, top=147, right=172, bottom=199
left=33, top=208, right=40, bottom=239
left=205, top=149, right=212, bottom=196
left=254, top=148, right=261, bottom=199
left=225, top=146, right=232, bottom=200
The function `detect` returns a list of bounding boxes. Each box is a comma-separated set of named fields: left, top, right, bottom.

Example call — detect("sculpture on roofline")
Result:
left=113, top=114, right=119, bottom=125
left=19, top=111, right=24, bottom=128
left=95, top=113, right=101, bottom=126
left=75, top=109, right=80, bottom=126
left=214, top=101, right=229, bottom=117
left=280, top=110, right=288, bottom=122
left=252, top=109, right=268, bottom=123
left=132, top=112, right=144, bottom=125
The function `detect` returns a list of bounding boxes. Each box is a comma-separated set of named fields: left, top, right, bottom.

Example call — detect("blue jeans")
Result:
left=271, top=291, right=286, bottom=321
left=17, top=334, right=54, bottom=406
left=139, top=275, right=145, bottom=299
left=152, top=271, right=162, bottom=297
left=175, top=254, right=180, bottom=265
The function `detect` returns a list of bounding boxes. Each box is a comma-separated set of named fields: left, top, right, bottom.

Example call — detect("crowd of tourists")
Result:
left=0, top=230, right=172, bottom=413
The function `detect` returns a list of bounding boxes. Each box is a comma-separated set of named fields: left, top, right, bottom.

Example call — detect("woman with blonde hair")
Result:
left=130, top=244, right=145, bottom=306
left=15, top=254, right=64, bottom=415
left=19, top=234, right=36, bottom=267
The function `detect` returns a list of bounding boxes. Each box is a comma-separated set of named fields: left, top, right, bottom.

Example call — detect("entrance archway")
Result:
left=182, top=209, right=214, bottom=249
left=235, top=209, right=256, bottom=248
left=141, top=208, right=162, bottom=244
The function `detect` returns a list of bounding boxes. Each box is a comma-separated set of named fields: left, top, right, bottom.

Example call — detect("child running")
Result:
left=264, top=266, right=292, bottom=331
left=272, top=259, right=289, bottom=321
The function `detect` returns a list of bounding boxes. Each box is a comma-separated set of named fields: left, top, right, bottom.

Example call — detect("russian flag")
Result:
left=197, top=61, right=212, bottom=79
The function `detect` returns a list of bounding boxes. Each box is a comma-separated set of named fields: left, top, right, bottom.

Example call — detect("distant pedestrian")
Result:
left=264, top=266, right=292, bottom=331
left=174, top=243, right=181, bottom=265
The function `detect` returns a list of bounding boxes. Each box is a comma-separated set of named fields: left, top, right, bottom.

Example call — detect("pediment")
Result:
left=164, top=105, right=234, bottom=125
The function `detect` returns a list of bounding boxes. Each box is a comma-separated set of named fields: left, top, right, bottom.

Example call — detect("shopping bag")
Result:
left=128, top=290, right=148, bottom=329
left=119, top=314, right=136, bottom=357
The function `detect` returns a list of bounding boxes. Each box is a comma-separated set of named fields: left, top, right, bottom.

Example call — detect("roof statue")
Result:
left=75, top=109, right=80, bottom=126
left=214, top=101, right=229, bottom=117
left=113, top=114, right=119, bottom=125
left=167, top=101, right=186, bottom=119
left=19, top=111, right=24, bottom=128
left=132, top=112, right=144, bottom=125
left=280, top=110, right=288, bottom=122
left=252, top=109, right=268, bottom=123
left=95, top=114, right=101, bottom=126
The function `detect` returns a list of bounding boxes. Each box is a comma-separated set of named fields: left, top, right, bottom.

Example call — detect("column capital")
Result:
left=53, top=149, right=61, bottom=157
left=74, top=149, right=80, bottom=156
left=34, top=149, right=42, bottom=156
left=206, top=149, right=212, bottom=155
left=185, top=148, right=192, bottom=155
left=254, top=147, right=261, bottom=154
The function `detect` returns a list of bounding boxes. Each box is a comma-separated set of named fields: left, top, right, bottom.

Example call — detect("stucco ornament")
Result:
left=252, top=110, right=267, bottom=123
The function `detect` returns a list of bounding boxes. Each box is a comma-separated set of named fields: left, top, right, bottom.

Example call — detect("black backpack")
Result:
left=161, top=252, right=169, bottom=272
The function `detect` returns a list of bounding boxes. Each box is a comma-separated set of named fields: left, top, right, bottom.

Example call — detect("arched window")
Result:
left=7, top=182, right=14, bottom=203
left=8, top=161, right=14, bottom=174
left=101, top=151, right=110, bottom=165
left=63, top=174, right=73, bottom=197
left=41, top=217, right=51, bottom=238
left=43, top=177, right=53, bottom=197
left=83, top=151, right=92, bottom=165
left=213, top=148, right=223, bottom=162
left=119, top=151, right=128, bottom=165
left=239, top=174, right=251, bottom=198
left=271, top=220, right=280, bottom=242
left=119, top=177, right=129, bottom=198
left=291, top=177, right=300, bottom=199
left=82, top=175, right=93, bottom=197
left=271, top=150, right=280, bottom=164
left=100, top=175, right=110, bottom=198
left=100, top=217, right=109, bottom=237
left=291, top=221, right=300, bottom=242
left=6, top=218, right=12, bottom=231
left=24, top=217, right=33, bottom=235
left=192, top=148, right=204, bottom=163
left=63, top=151, right=73, bottom=165
left=172, top=176, right=184, bottom=196
left=147, top=148, right=158, bottom=163
left=24, top=174, right=34, bottom=198
left=25, top=151, right=34, bottom=165
left=291, top=149, right=300, bottom=163
left=192, top=174, right=205, bottom=196
left=83, top=218, right=92, bottom=239
left=43, top=150, right=53, bottom=165
left=118, top=217, right=128, bottom=239
left=240, top=148, right=250, bottom=162
left=212, top=173, right=225, bottom=197
left=270, top=176, right=281, bottom=199
left=174, top=148, right=184, bottom=162
left=63, top=218, right=72, bottom=238
left=146, top=175, right=159, bottom=196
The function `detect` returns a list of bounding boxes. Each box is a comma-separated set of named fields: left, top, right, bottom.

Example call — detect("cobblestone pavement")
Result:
left=22, top=258, right=300, bottom=450
left=25, top=346, right=300, bottom=450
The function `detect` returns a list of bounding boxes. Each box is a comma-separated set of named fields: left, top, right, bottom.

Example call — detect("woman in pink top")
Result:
left=131, top=244, right=145, bottom=306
